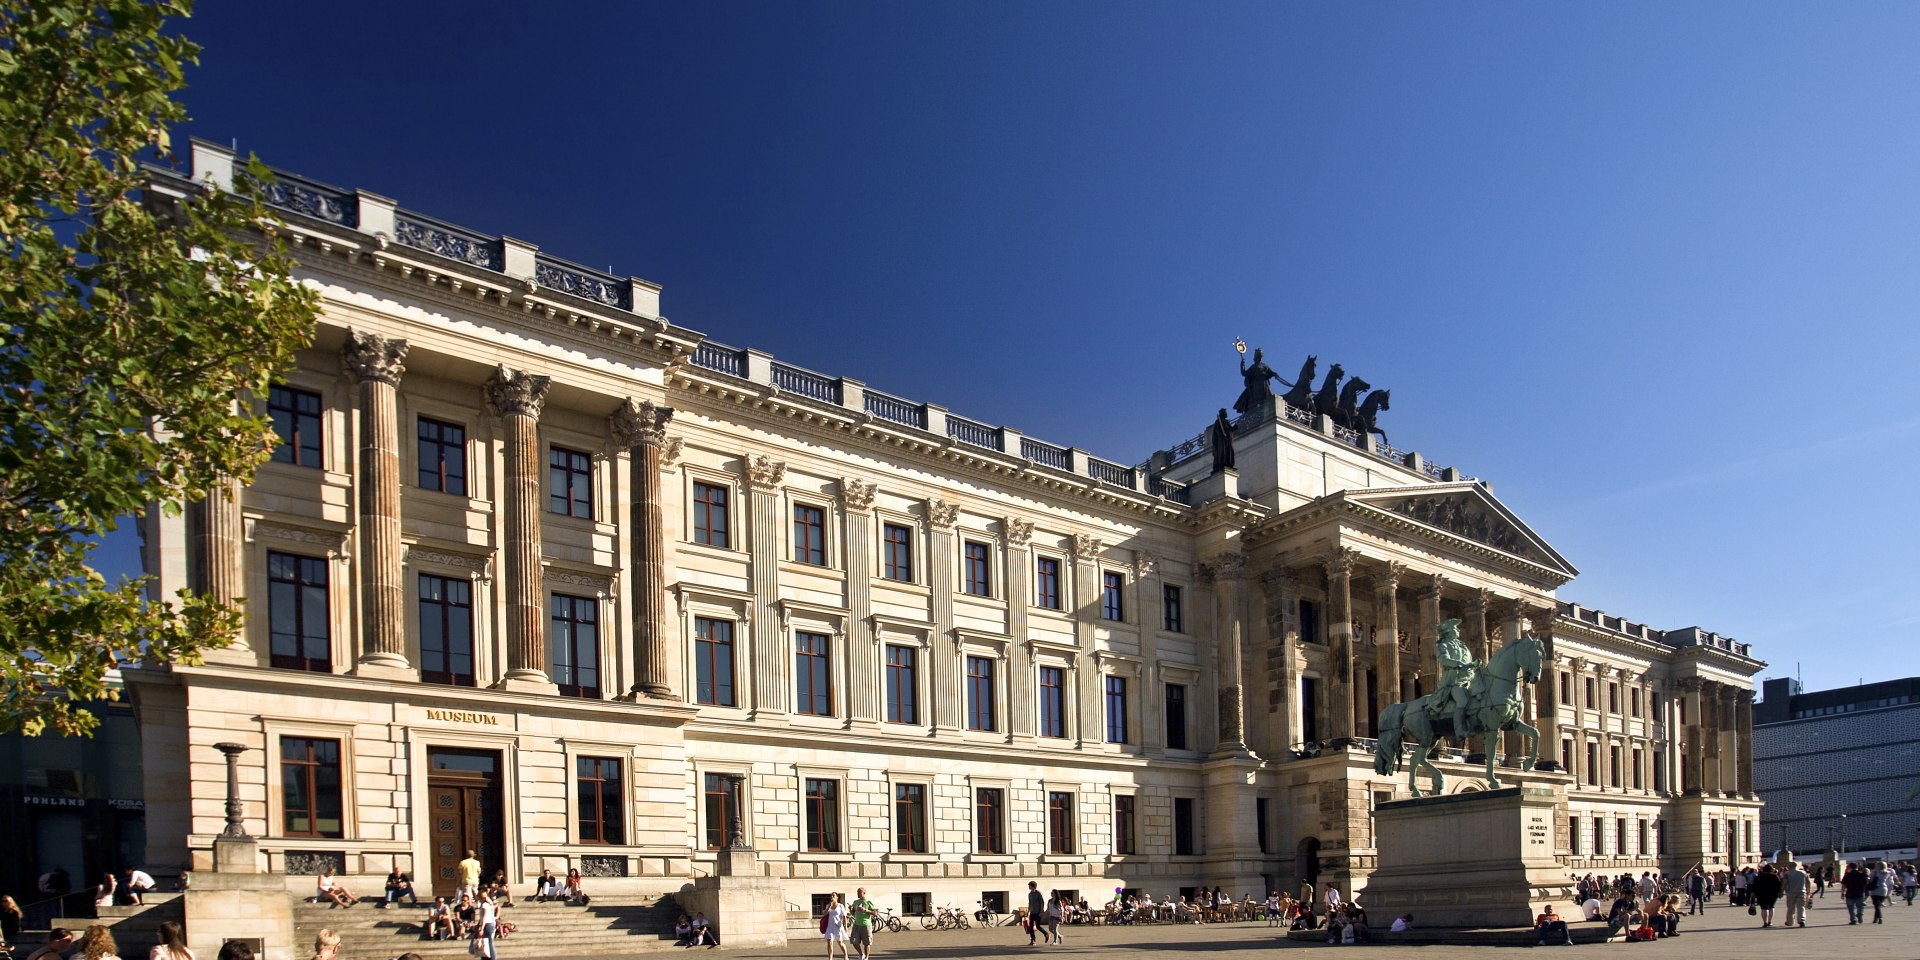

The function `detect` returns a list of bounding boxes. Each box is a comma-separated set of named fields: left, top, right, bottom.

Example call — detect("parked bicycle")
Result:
left=875, top=907, right=906, bottom=934
left=974, top=899, right=1008, bottom=927
left=919, top=904, right=970, bottom=930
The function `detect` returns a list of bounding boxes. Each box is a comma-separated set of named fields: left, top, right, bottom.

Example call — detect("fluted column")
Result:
left=1416, top=573, right=1444, bottom=698
left=1467, top=588, right=1492, bottom=663
left=1204, top=552, right=1249, bottom=754
left=1534, top=608, right=1559, bottom=770
left=1717, top=685, right=1739, bottom=797
left=1322, top=547, right=1358, bottom=743
left=927, top=499, right=959, bottom=731
left=486, top=365, right=555, bottom=691
left=1004, top=518, right=1034, bottom=739
left=345, top=332, right=412, bottom=678
left=837, top=480, right=878, bottom=723
left=198, top=472, right=251, bottom=664
left=1678, top=677, right=1703, bottom=794
left=612, top=398, right=675, bottom=699
left=1735, top=690, right=1755, bottom=798
left=746, top=455, right=788, bottom=715
left=1072, top=534, right=1104, bottom=747
left=1373, top=563, right=1403, bottom=734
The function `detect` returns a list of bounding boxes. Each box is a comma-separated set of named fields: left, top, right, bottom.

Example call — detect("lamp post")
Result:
left=1839, top=814, right=1847, bottom=860
left=214, top=742, right=251, bottom=840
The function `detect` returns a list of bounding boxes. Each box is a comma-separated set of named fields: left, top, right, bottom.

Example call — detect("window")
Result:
left=894, top=783, right=928, bottom=853
left=1593, top=816, right=1604, bottom=854
left=1104, top=676, right=1128, bottom=744
left=793, top=504, right=827, bottom=565
left=1569, top=817, right=1581, bottom=854
left=281, top=737, right=342, bottom=838
left=885, top=645, right=918, bottom=724
left=901, top=893, right=929, bottom=916
left=268, top=385, right=323, bottom=467
left=418, top=574, right=474, bottom=686
left=1301, top=677, right=1320, bottom=744
left=1655, top=820, right=1666, bottom=855
left=1165, top=684, right=1188, bottom=750
left=1709, top=817, right=1719, bottom=852
left=703, top=773, right=742, bottom=849
left=1653, top=751, right=1665, bottom=792
left=549, top=446, right=593, bottom=519
left=882, top=523, right=913, bottom=582
left=1173, top=797, right=1196, bottom=855
left=1299, top=599, right=1321, bottom=644
left=1632, top=748, right=1644, bottom=790
left=1630, top=688, right=1642, bottom=718
left=976, top=788, right=1005, bottom=855
left=1101, top=571, right=1125, bottom=621
left=415, top=417, right=468, bottom=495
left=1609, top=745, right=1621, bottom=787
left=1618, top=818, right=1629, bottom=855
left=1561, top=738, right=1574, bottom=775
left=795, top=631, right=833, bottom=717
left=576, top=757, right=623, bottom=844
left=1257, top=798, right=1271, bottom=854
left=1046, top=791, right=1075, bottom=854
left=804, top=778, right=840, bottom=853
left=1584, top=677, right=1596, bottom=709
left=966, top=656, right=996, bottom=732
left=550, top=593, right=600, bottom=698
left=963, top=541, right=992, bottom=596
left=692, top=482, right=730, bottom=548
left=1039, top=666, right=1067, bottom=738
left=1559, top=672, right=1571, bottom=705
left=1638, top=820, right=1649, bottom=855
left=1608, top=682, right=1619, bottom=713
left=1113, top=795, right=1137, bottom=855
left=1585, top=742, right=1599, bottom=786
left=268, top=551, right=331, bottom=672
left=694, top=617, right=736, bottom=707
left=1035, top=556, right=1061, bottom=609
left=1163, top=584, right=1183, bottom=632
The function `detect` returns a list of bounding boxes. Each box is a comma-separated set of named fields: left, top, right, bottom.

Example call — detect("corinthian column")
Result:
left=486, top=365, right=555, bottom=692
left=612, top=398, right=675, bottom=699
left=1204, top=552, right=1250, bottom=754
left=746, top=454, right=788, bottom=715
left=198, top=472, right=251, bottom=664
left=345, top=331, right=412, bottom=678
left=1322, top=547, right=1359, bottom=743
left=1374, top=562, right=1403, bottom=726
left=1416, top=573, right=1445, bottom=698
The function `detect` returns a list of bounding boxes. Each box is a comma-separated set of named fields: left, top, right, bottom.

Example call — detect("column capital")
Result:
left=1071, top=533, right=1104, bottom=560
left=1319, top=546, right=1359, bottom=579
left=1468, top=586, right=1492, bottom=614
left=1199, top=551, right=1247, bottom=583
left=1256, top=564, right=1292, bottom=597
left=745, top=453, right=786, bottom=490
left=1132, top=551, right=1157, bottom=578
left=1416, top=571, right=1446, bottom=600
left=485, top=364, right=551, bottom=419
left=341, top=329, right=408, bottom=384
left=1002, top=515, right=1033, bottom=546
left=609, top=397, right=674, bottom=448
left=928, top=498, right=960, bottom=529
left=838, top=478, right=877, bottom=513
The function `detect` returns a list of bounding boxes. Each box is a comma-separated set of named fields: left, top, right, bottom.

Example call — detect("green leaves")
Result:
left=0, top=0, right=319, bottom=735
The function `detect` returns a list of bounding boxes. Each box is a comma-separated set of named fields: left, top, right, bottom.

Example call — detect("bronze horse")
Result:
left=1279, top=355, right=1317, bottom=412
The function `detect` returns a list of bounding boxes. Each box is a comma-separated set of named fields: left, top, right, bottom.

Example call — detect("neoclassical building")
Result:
left=126, top=141, right=1765, bottom=921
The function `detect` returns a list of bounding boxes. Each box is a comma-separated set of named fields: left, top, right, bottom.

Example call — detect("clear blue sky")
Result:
left=117, top=1, right=1920, bottom=694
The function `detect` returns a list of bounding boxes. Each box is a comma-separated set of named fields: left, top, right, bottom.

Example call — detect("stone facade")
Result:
left=126, top=142, right=1766, bottom=926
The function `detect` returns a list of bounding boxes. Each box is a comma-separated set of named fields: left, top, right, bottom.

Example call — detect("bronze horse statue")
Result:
left=1334, top=377, right=1371, bottom=430
left=1311, top=363, right=1345, bottom=420
left=1279, top=355, right=1317, bottom=412
left=1355, top=389, right=1390, bottom=446
left=1373, top=633, right=1545, bottom=797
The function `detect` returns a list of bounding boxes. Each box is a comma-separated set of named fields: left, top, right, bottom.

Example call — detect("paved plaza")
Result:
left=629, top=895, right=1920, bottom=960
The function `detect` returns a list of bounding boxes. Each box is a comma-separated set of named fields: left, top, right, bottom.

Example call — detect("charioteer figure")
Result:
left=1426, top=618, right=1478, bottom=737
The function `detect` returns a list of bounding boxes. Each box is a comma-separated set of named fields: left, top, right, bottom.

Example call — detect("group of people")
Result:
left=1536, top=857, right=1917, bottom=944
left=813, top=889, right=874, bottom=958
left=670, top=911, right=722, bottom=948
left=18, top=921, right=213, bottom=960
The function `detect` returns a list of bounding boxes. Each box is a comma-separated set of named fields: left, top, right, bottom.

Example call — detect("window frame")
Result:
left=1163, top=583, right=1184, bottom=633
left=702, top=771, right=746, bottom=851
left=962, top=540, right=993, bottom=597
left=267, top=550, right=332, bottom=673
left=548, top=445, right=595, bottom=520
left=693, top=615, right=738, bottom=707
left=1034, top=555, right=1062, bottom=610
left=884, top=643, right=919, bottom=725
left=417, top=572, right=475, bottom=687
left=893, top=781, right=929, bottom=854
left=966, top=655, right=998, bottom=732
left=974, top=786, right=1006, bottom=856
left=1173, top=796, right=1197, bottom=856
left=794, top=629, right=835, bottom=717
left=280, top=736, right=344, bottom=839
left=803, top=777, right=842, bottom=854
left=1100, top=570, right=1125, bottom=622
left=881, top=522, right=914, bottom=583
left=691, top=480, right=732, bottom=550
left=267, top=384, right=324, bottom=468
left=549, top=592, right=602, bottom=699
left=416, top=416, right=468, bottom=496
left=1045, top=791, right=1075, bottom=855
left=792, top=502, right=828, bottom=566
left=1164, top=682, right=1189, bottom=751
left=1113, top=793, right=1137, bottom=856
left=1038, top=665, right=1068, bottom=739
left=575, top=756, right=625, bottom=845
left=1104, top=675, right=1128, bottom=744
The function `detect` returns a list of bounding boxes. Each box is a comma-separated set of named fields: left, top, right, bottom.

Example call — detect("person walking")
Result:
left=1685, top=868, right=1706, bottom=915
left=1044, top=890, right=1064, bottom=945
left=1869, top=861, right=1890, bottom=924
left=848, top=888, right=877, bottom=960
left=1840, top=862, right=1869, bottom=925
left=1901, top=862, right=1917, bottom=906
left=474, top=891, right=499, bottom=960
left=1749, top=863, right=1783, bottom=927
left=820, top=894, right=850, bottom=960
left=1025, top=881, right=1044, bottom=946
left=1782, top=860, right=1809, bottom=928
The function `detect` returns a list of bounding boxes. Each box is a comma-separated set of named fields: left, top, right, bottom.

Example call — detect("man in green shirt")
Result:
left=848, top=887, right=878, bottom=960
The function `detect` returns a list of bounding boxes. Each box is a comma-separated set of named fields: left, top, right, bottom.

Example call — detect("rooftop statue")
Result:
left=1312, top=363, right=1346, bottom=420
left=1233, top=347, right=1281, bottom=420
left=1373, top=621, right=1545, bottom=797
left=1208, top=408, right=1236, bottom=474
left=1279, top=355, right=1317, bottom=412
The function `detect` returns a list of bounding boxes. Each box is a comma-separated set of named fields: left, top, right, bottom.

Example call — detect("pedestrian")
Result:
left=848, top=887, right=877, bottom=960
left=456, top=850, right=481, bottom=902
left=1840, top=862, right=1869, bottom=925
left=1869, top=861, right=1890, bottom=924
left=1025, top=881, right=1044, bottom=946
left=1782, top=859, right=1809, bottom=928
left=1685, top=868, right=1706, bottom=915
left=820, top=894, right=850, bottom=960
left=1044, top=890, right=1064, bottom=944
left=1901, top=862, right=1917, bottom=906
left=1, top=895, right=22, bottom=944
left=1749, top=863, right=1782, bottom=927
left=474, top=891, right=499, bottom=960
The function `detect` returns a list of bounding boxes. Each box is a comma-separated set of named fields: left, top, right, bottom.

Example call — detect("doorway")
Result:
left=426, top=748, right=504, bottom=897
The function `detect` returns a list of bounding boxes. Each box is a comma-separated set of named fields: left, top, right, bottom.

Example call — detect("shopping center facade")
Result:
left=124, top=141, right=1767, bottom=917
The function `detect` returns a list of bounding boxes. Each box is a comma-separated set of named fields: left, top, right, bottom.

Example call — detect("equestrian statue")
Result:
left=1373, top=618, right=1545, bottom=797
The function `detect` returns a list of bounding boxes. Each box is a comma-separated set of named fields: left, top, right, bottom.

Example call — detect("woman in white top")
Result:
left=821, top=894, right=850, bottom=960
left=150, top=921, right=194, bottom=960
left=94, top=873, right=118, bottom=908
left=474, top=893, right=499, bottom=960
left=315, top=872, right=355, bottom=908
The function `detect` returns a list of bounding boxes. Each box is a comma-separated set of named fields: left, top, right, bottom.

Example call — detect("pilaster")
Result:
left=1202, top=551, right=1250, bottom=756
left=928, top=498, right=959, bottom=731
left=746, top=455, right=788, bottom=716
left=198, top=473, right=252, bottom=665
left=1373, top=562, right=1403, bottom=741
left=1004, top=517, right=1034, bottom=740
left=839, top=479, right=878, bottom=723
left=1071, top=533, right=1104, bottom=748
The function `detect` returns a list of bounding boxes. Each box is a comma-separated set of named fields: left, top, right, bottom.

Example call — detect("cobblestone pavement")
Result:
left=612, top=895, right=1920, bottom=960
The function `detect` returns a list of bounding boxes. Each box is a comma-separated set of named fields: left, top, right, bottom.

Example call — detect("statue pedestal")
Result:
left=1362, top=785, right=1572, bottom=929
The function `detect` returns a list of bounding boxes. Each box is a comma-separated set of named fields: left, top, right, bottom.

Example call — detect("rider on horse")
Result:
left=1426, top=618, right=1478, bottom=736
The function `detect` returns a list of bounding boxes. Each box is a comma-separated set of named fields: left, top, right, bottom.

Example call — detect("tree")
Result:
left=0, top=0, right=319, bottom=735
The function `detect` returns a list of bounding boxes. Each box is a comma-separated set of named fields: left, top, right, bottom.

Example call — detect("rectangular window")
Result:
left=1173, top=797, right=1195, bottom=856
left=795, top=631, right=833, bottom=717
left=1653, top=751, right=1665, bottom=792
left=418, top=573, right=474, bottom=686
left=793, top=503, right=827, bottom=565
left=894, top=783, right=928, bottom=853
left=281, top=737, right=343, bottom=838
left=1609, top=745, right=1622, bottom=787
left=1632, top=748, right=1644, bottom=790
left=550, top=593, right=600, bottom=698
left=1035, top=556, right=1061, bottom=609
left=703, top=773, right=741, bottom=850
left=962, top=541, right=991, bottom=596
left=268, top=551, right=331, bottom=672
left=576, top=757, right=623, bottom=845
left=1559, top=672, right=1571, bottom=705
left=1301, top=677, right=1320, bottom=744
left=549, top=446, right=593, bottom=519
left=885, top=644, right=918, bottom=724
left=1257, top=798, right=1272, bottom=854
left=694, top=617, right=736, bottom=707
left=1586, top=742, right=1599, bottom=786
left=1710, top=817, right=1720, bottom=852
left=1165, top=684, right=1188, bottom=750
left=1104, top=676, right=1128, bottom=744
left=1569, top=817, right=1581, bottom=854
left=966, top=656, right=997, bottom=732
left=1101, top=571, right=1125, bottom=621
left=882, top=523, right=913, bottom=582
left=1630, top=688, right=1642, bottom=718
left=1585, top=677, right=1596, bottom=708
left=1039, top=666, right=1067, bottom=738
left=692, top=481, right=730, bottom=548
left=1113, top=795, right=1136, bottom=855
left=1656, top=820, right=1666, bottom=855
left=975, top=787, right=1005, bottom=855
left=804, top=778, right=840, bottom=853
left=1299, top=599, right=1321, bottom=644
left=1594, top=816, right=1605, bottom=855
left=1618, top=818, right=1629, bottom=855
left=1638, top=820, right=1649, bottom=855
left=416, top=417, right=467, bottom=495
left=1608, top=683, right=1619, bottom=713
left=1046, top=791, right=1075, bottom=854
left=268, top=385, right=323, bottom=467
left=1163, top=584, right=1183, bottom=632
left=1561, top=738, right=1574, bottom=775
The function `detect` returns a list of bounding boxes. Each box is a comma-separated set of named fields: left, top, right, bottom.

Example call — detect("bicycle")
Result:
left=875, top=908, right=906, bottom=934
left=934, top=904, right=970, bottom=929
left=974, top=900, right=1007, bottom=927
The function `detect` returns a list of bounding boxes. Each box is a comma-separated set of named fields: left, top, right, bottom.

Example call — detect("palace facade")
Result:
left=126, top=141, right=1765, bottom=920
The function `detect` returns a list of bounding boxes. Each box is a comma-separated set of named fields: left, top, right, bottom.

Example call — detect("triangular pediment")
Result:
left=1347, top=482, right=1579, bottom=579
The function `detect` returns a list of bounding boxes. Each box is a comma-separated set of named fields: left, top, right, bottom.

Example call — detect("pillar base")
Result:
left=213, top=837, right=262, bottom=874
left=495, top=671, right=559, bottom=694
left=352, top=653, right=415, bottom=681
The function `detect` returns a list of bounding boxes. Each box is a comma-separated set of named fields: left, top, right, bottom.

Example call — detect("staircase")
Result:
left=292, top=894, right=684, bottom=959
left=51, top=893, right=184, bottom=958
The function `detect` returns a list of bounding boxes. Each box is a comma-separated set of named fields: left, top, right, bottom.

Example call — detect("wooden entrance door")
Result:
left=426, top=748, right=503, bottom=897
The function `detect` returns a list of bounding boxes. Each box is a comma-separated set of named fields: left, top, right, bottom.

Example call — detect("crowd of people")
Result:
left=1535, top=858, right=1917, bottom=944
